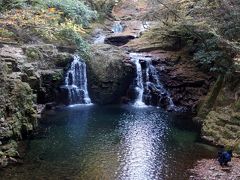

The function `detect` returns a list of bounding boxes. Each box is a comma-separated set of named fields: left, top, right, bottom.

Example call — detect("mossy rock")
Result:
left=25, top=47, right=43, bottom=62
left=235, top=100, right=240, bottom=111
left=53, top=53, right=73, bottom=68
left=0, top=28, right=14, bottom=39
left=0, top=151, right=4, bottom=157
left=52, top=71, right=64, bottom=82
left=198, top=75, right=224, bottom=118
left=86, top=44, right=134, bottom=104
left=0, top=141, right=17, bottom=151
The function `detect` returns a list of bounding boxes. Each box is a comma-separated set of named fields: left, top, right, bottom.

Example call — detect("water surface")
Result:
left=1, top=105, right=216, bottom=180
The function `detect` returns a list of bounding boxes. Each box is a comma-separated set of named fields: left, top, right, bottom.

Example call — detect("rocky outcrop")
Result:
left=154, top=51, right=211, bottom=111
left=116, top=18, right=212, bottom=111
left=22, top=44, right=73, bottom=104
left=0, top=43, right=73, bottom=167
left=105, top=34, right=135, bottom=46
left=199, top=74, right=240, bottom=152
left=0, top=46, right=37, bottom=167
left=86, top=44, right=134, bottom=104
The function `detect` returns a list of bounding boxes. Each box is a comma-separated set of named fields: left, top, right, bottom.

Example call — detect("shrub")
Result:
left=86, top=0, right=117, bottom=18
left=57, top=28, right=90, bottom=58
left=42, top=0, right=98, bottom=26
left=0, top=0, right=43, bottom=11
left=143, top=0, right=238, bottom=74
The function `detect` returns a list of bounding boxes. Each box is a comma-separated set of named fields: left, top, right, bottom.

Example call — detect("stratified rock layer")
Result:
left=0, top=46, right=37, bottom=167
left=0, top=44, right=73, bottom=167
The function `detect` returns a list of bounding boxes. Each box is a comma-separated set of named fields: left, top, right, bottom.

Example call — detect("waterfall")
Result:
left=145, top=60, right=176, bottom=110
left=130, top=53, right=150, bottom=107
left=130, top=53, right=176, bottom=109
left=112, top=21, right=124, bottom=33
left=65, top=55, right=91, bottom=105
left=94, top=34, right=106, bottom=44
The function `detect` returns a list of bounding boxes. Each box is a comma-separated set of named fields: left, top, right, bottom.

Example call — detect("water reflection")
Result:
left=117, top=107, right=168, bottom=180
left=0, top=106, right=216, bottom=180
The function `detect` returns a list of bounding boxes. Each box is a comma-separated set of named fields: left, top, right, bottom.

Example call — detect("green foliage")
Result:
left=42, top=0, right=98, bottom=26
left=0, top=0, right=98, bottom=27
left=193, top=37, right=233, bottom=73
left=145, top=0, right=239, bottom=74
left=57, top=28, right=90, bottom=58
left=86, top=0, right=117, bottom=18
left=0, top=1, right=93, bottom=58
left=0, top=0, right=41, bottom=11
left=25, top=47, right=43, bottom=61
left=235, top=100, right=240, bottom=111
left=0, top=28, right=15, bottom=39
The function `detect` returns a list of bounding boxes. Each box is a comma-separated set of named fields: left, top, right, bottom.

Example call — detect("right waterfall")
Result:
left=130, top=53, right=177, bottom=110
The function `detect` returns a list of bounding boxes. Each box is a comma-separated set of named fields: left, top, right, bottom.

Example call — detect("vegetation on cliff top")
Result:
left=0, top=0, right=102, bottom=57
left=145, top=0, right=240, bottom=74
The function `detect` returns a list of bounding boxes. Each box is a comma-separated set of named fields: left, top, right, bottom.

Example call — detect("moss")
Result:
left=0, top=28, right=15, bottom=39
left=25, top=47, right=43, bottom=62
left=198, top=75, right=224, bottom=118
left=222, top=129, right=235, bottom=139
left=54, top=53, right=72, bottom=67
left=52, top=71, right=63, bottom=81
left=235, top=100, right=240, bottom=111
left=230, top=115, right=240, bottom=126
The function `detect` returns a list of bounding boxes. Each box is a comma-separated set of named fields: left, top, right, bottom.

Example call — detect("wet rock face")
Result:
left=129, top=51, right=211, bottom=111
left=157, top=56, right=211, bottom=111
left=37, top=69, right=64, bottom=104
left=86, top=44, right=135, bottom=104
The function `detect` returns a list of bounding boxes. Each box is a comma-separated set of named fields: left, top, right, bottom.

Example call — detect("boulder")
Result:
left=86, top=44, right=134, bottom=104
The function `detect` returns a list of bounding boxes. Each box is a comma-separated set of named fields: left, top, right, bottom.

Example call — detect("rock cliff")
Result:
left=0, top=43, right=73, bottom=166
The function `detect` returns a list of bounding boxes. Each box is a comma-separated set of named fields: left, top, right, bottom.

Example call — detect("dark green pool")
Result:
left=1, top=105, right=216, bottom=179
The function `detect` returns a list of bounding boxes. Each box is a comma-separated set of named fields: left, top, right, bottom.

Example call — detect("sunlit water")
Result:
left=1, top=105, right=216, bottom=179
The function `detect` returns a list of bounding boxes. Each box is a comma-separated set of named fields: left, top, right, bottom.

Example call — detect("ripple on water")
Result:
left=116, top=109, right=168, bottom=180
left=0, top=106, right=216, bottom=180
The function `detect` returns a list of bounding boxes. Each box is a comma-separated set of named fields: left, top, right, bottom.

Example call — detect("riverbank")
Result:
left=190, top=157, right=240, bottom=180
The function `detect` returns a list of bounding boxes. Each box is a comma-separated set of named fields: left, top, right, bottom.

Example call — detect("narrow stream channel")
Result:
left=1, top=105, right=216, bottom=179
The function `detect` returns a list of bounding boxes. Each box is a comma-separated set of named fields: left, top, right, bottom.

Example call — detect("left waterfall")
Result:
left=65, top=55, right=92, bottom=105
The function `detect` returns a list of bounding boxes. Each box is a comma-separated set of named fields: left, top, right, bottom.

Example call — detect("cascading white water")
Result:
left=146, top=61, right=176, bottom=109
left=130, top=53, right=176, bottom=109
left=94, top=34, right=106, bottom=44
left=65, top=55, right=91, bottom=105
left=112, top=21, right=124, bottom=33
left=130, top=53, right=150, bottom=107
